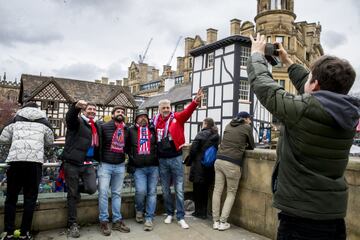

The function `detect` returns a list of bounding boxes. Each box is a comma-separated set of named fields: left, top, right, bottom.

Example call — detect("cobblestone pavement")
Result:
left=35, top=216, right=270, bottom=240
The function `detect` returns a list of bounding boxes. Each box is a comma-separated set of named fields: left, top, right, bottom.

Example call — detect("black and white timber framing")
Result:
left=189, top=35, right=272, bottom=142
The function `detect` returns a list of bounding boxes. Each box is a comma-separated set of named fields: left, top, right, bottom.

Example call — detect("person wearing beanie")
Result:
left=126, top=109, right=158, bottom=231
left=212, top=111, right=255, bottom=231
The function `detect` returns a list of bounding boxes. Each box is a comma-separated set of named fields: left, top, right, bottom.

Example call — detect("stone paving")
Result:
left=35, top=215, right=270, bottom=240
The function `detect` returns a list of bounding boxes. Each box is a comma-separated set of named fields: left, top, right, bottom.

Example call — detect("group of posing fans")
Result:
left=1, top=33, right=359, bottom=240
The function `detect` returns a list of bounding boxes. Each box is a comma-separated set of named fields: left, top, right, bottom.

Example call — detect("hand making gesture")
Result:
left=194, top=88, right=204, bottom=105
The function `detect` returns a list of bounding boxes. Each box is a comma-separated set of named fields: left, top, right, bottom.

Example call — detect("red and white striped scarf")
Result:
left=137, top=124, right=151, bottom=155
left=88, top=118, right=99, bottom=147
left=110, top=121, right=125, bottom=153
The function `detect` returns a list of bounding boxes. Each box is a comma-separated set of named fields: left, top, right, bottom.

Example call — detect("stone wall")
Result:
left=203, top=148, right=359, bottom=240
left=0, top=162, right=192, bottom=232
left=1, top=149, right=359, bottom=239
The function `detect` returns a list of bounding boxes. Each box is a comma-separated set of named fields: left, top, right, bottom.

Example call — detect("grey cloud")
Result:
left=0, top=1, right=63, bottom=47
left=51, top=0, right=133, bottom=16
left=0, top=27, right=63, bottom=47
left=107, top=60, right=129, bottom=80
left=0, top=57, right=31, bottom=81
left=351, top=0, right=360, bottom=16
left=322, top=31, right=347, bottom=49
left=53, top=63, right=105, bottom=80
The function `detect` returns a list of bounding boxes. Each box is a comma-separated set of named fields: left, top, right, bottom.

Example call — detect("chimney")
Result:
left=163, top=65, right=172, bottom=77
left=184, top=37, right=195, bottom=56
left=230, top=19, right=241, bottom=36
left=123, top=78, right=128, bottom=86
left=206, top=28, right=218, bottom=44
left=176, top=57, right=184, bottom=74
left=152, top=68, right=159, bottom=80
left=101, top=77, right=109, bottom=84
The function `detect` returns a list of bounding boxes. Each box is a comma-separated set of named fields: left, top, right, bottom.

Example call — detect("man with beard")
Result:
left=62, top=100, right=98, bottom=238
left=154, top=89, right=203, bottom=229
left=127, top=109, right=158, bottom=231
left=97, top=106, right=130, bottom=236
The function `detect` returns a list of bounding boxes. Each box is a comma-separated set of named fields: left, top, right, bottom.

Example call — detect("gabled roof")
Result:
left=19, top=74, right=136, bottom=108
left=190, top=35, right=251, bottom=56
left=140, top=83, right=192, bottom=109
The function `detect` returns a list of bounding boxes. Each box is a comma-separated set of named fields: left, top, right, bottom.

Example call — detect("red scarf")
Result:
left=137, top=124, right=151, bottom=155
left=110, top=121, right=125, bottom=153
left=89, top=118, right=99, bottom=147
left=153, top=113, right=174, bottom=140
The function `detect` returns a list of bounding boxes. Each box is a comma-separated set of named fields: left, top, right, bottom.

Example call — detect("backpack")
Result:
left=201, top=145, right=217, bottom=167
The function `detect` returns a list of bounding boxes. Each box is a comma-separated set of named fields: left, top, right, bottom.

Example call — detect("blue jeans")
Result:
left=159, top=155, right=185, bottom=220
left=97, top=162, right=125, bottom=223
left=134, top=166, right=159, bottom=221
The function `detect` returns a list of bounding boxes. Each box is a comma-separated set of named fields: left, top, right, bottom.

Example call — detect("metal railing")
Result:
left=0, top=143, right=138, bottom=199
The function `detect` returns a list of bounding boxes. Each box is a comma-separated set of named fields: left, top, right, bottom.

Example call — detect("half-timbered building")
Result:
left=19, top=74, right=137, bottom=137
left=189, top=35, right=272, bottom=143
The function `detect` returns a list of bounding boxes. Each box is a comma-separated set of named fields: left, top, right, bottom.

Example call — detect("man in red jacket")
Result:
left=154, top=89, right=203, bottom=229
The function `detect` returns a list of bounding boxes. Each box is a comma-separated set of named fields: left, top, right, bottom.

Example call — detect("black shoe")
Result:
left=192, top=211, right=207, bottom=219
left=191, top=212, right=199, bottom=217
left=68, top=223, right=80, bottom=238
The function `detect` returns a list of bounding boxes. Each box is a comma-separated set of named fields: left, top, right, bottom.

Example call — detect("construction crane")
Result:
left=138, top=38, right=153, bottom=64
left=166, top=36, right=182, bottom=66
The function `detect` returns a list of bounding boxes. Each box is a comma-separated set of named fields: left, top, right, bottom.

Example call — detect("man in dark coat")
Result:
left=188, top=117, right=219, bottom=219
left=62, top=100, right=98, bottom=238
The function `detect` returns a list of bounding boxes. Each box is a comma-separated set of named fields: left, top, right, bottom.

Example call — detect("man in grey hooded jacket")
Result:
left=0, top=102, right=54, bottom=240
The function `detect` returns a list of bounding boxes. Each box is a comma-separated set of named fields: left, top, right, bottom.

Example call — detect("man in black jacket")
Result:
left=97, top=106, right=130, bottom=236
left=62, top=100, right=98, bottom=238
left=127, top=109, right=158, bottom=231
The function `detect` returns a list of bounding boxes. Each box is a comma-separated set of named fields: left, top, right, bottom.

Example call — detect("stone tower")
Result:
left=254, top=0, right=323, bottom=94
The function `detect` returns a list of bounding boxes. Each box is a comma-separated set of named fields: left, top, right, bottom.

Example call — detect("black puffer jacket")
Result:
left=62, top=103, right=100, bottom=166
left=127, top=124, right=158, bottom=169
left=188, top=128, right=220, bottom=184
left=98, top=119, right=128, bottom=164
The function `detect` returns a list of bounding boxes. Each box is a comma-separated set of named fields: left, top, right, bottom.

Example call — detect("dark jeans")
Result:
left=4, top=162, right=42, bottom=234
left=64, top=162, right=97, bottom=226
left=193, top=182, right=210, bottom=217
left=277, top=212, right=346, bottom=240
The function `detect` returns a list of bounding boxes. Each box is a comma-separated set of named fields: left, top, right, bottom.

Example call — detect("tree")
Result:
left=0, top=98, right=18, bottom=130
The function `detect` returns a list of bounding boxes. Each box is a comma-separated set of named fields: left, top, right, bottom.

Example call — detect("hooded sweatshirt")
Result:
left=216, top=118, right=255, bottom=166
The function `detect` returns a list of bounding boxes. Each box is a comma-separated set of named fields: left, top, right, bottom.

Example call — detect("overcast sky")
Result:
left=1, top=0, right=359, bottom=93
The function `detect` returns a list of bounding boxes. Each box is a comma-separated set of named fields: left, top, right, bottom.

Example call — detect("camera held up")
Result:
left=264, top=43, right=280, bottom=66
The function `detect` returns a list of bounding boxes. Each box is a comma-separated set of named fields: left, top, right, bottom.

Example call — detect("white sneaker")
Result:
left=213, top=221, right=219, bottom=230
left=178, top=219, right=189, bottom=229
left=164, top=215, right=173, bottom=224
left=218, top=222, right=230, bottom=231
